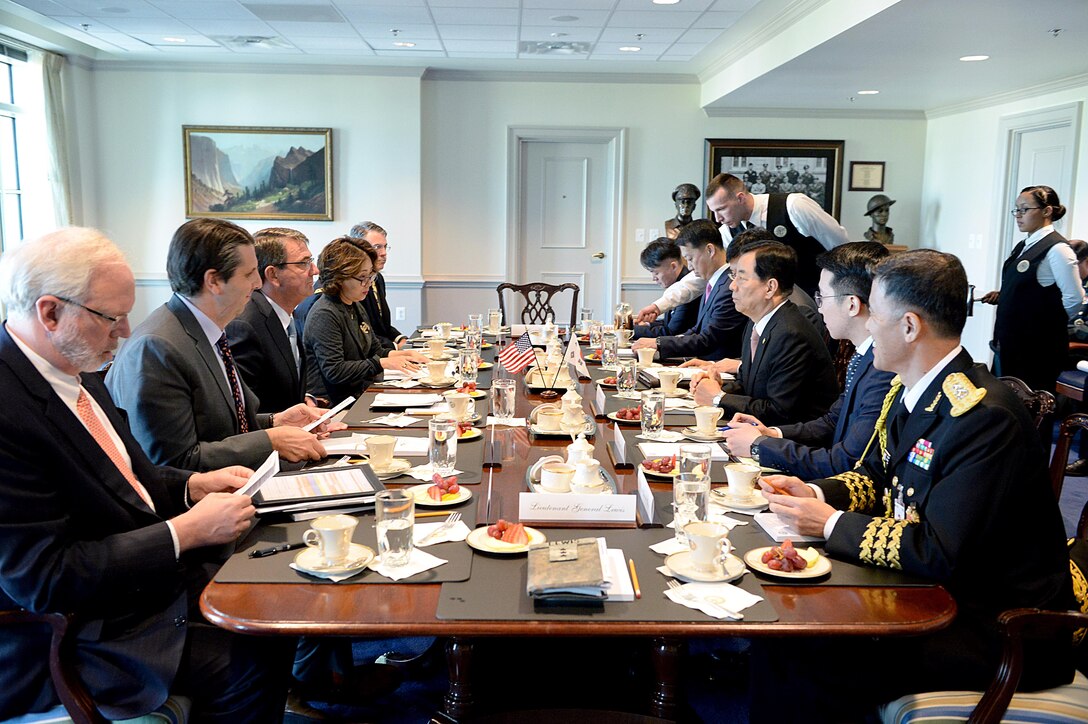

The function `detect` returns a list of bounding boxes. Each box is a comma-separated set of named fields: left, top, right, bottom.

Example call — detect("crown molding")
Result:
left=422, top=68, right=697, bottom=84
left=84, top=59, right=427, bottom=78
left=703, top=106, right=925, bottom=120
left=925, top=72, right=1088, bottom=119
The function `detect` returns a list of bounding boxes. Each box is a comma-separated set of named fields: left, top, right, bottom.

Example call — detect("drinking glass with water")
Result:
left=672, top=473, right=709, bottom=546
left=641, top=390, right=665, bottom=438
left=375, top=490, right=414, bottom=567
left=429, top=418, right=458, bottom=476
left=490, top=378, right=516, bottom=420
left=616, top=359, right=638, bottom=396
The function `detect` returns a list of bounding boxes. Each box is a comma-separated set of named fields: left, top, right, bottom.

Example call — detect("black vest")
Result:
left=765, top=193, right=826, bottom=297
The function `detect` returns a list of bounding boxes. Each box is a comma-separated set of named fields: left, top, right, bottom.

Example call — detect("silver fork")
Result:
left=418, top=512, right=462, bottom=546
left=666, top=578, right=743, bottom=620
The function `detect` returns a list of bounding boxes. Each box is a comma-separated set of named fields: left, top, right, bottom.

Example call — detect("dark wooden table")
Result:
left=201, top=346, right=957, bottom=720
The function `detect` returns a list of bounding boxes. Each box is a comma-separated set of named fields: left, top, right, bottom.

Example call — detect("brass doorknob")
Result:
left=592, top=252, right=606, bottom=259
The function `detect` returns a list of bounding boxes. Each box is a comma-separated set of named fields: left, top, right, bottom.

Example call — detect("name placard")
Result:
left=518, top=492, right=637, bottom=523
left=636, top=469, right=654, bottom=522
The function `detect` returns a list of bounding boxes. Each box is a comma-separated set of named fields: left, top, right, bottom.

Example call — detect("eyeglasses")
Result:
left=370, top=243, right=389, bottom=252
left=352, top=273, right=377, bottom=284
left=1010, top=206, right=1044, bottom=216
left=53, top=295, right=125, bottom=325
left=276, top=256, right=315, bottom=268
left=726, top=269, right=751, bottom=282
left=813, top=291, right=850, bottom=308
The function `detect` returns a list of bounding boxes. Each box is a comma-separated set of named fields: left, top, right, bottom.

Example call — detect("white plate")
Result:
left=744, top=546, right=832, bottom=579
left=639, top=458, right=680, bottom=479
left=682, top=427, right=726, bottom=442
left=369, top=458, right=412, bottom=479
left=293, top=543, right=375, bottom=578
left=457, top=427, right=483, bottom=441
left=606, top=411, right=641, bottom=426
left=712, top=488, right=768, bottom=510
left=465, top=525, right=546, bottom=554
left=664, top=551, right=746, bottom=583
left=477, top=361, right=494, bottom=370
left=419, top=376, right=457, bottom=388
left=406, top=482, right=473, bottom=507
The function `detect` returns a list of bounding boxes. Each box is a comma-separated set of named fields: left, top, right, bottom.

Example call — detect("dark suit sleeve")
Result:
left=775, top=396, right=840, bottom=447
left=655, top=290, right=745, bottom=360
left=717, top=331, right=828, bottom=425
left=224, top=317, right=267, bottom=409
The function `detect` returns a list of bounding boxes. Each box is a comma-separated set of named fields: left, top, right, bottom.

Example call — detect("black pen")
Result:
left=248, top=542, right=306, bottom=558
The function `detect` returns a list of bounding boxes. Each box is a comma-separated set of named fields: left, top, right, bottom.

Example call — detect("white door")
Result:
left=517, top=140, right=614, bottom=325
left=1001, top=116, right=1077, bottom=259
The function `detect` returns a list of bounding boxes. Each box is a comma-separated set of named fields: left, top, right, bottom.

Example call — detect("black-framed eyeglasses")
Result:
left=53, top=295, right=124, bottom=325
left=1010, top=207, right=1044, bottom=216
left=276, top=256, right=315, bottom=268
left=352, top=273, right=377, bottom=284
left=813, top=291, right=851, bottom=308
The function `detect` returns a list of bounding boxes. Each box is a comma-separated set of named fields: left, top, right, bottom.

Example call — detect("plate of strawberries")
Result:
left=407, top=473, right=473, bottom=507
left=466, top=518, right=546, bottom=554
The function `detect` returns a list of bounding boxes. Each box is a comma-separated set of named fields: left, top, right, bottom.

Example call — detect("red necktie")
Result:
left=705, top=281, right=712, bottom=303
left=77, top=389, right=152, bottom=509
left=216, top=334, right=249, bottom=433
left=750, top=328, right=760, bottom=362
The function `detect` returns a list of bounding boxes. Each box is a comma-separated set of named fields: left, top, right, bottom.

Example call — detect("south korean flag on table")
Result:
left=564, top=337, right=590, bottom=380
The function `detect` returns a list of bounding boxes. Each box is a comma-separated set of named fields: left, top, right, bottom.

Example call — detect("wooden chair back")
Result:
left=496, top=282, right=580, bottom=329
left=999, top=376, right=1056, bottom=432
left=1049, top=413, right=1088, bottom=501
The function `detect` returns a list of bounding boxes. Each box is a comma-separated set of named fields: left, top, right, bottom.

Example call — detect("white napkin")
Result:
left=369, top=548, right=448, bottom=581
left=664, top=398, right=697, bottom=411
left=637, top=430, right=686, bottom=443
left=385, top=379, right=422, bottom=389
left=639, top=442, right=730, bottom=461
left=614, top=391, right=641, bottom=400
left=662, top=581, right=763, bottom=619
left=649, top=537, right=690, bottom=555
left=364, top=414, right=422, bottom=428
left=355, top=434, right=431, bottom=456
left=288, top=562, right=366, bottom=583
left=373, top=393, right=444, bottom=407
left=665, top=513, right=747, bottom=530
left=321, top=437, right=364, bottom=455
left=487, top=416, right=527, bottom=427
left=382, top=369, right=410, bottom=380
left=407, top=402, right=452, bottom=415
left=407, top=463, right=465, bottom=481
left=412, top=520, right=471, bottom=547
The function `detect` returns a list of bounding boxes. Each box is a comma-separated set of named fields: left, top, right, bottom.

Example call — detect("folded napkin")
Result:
left=614, top=391, right=641, bottom=400
left=321, top=437, right=364, bottom=455
left=487, top=416, right=527, bottom=427
left=412, top=520, right=471, bottom=547
left=407, top=463, right=465, bottom=481
left=385, top=379, right=422, bottom=389
left=363, top=414, right=422, bottom=428
left=373, top=393, right=444, bottom=407
left=637, top=430, right=686, bottom=443
left=288, top=562, right=366, bottom=583
left=406, top=402, right=452, bottom=415
left=664, top=398, right=697, bottom=411
left=382, top=369, right=410, bottom=380
left=639, top=442, right=730, bottom=461
left=664, top=512, right=747, bottom=531
left=661, top=580, right=763, bottom=620
left=649, top=537, right=690, bottom=556
left=369, top=548, right=448, bottom=581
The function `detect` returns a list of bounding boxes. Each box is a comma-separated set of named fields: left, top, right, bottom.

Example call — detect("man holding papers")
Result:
left=0, top=229, right=291, bottom=722
left=749, top=250, right=1072, bottom=722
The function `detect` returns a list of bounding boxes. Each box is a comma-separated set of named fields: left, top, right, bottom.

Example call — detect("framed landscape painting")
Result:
left=183, top=125, right=333, bottom=221
left=705, top=138, right=845, bottom=219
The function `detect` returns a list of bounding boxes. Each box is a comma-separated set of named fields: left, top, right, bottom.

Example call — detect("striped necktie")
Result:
left=76, top=389, right=153, bottom=509
left=216, top=334, right=249, bottom=433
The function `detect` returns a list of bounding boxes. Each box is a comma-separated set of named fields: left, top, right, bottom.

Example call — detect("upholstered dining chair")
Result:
left=496, top=282, right=580, bottom=330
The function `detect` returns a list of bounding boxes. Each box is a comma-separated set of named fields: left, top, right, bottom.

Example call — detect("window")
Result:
left=0, top=48, right=26, bottom=246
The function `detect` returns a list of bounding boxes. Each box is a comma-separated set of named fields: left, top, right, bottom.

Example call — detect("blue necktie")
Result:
left=845, top=352, right=863, bottom=390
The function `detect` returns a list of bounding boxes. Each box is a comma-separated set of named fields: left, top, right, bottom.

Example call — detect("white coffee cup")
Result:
left=694, top=406, right=725, bottom=435
left=570, top=459, right=603, bottom=494
left=427, top=339, right=448, bottom=356
left=617, top=329, right=634, bottom=347
left=537, top=408, right=563, bottom=432
left=684, top=520, right=733, bottom=573
left=443, top=391, right=474, bottom=421
left=432, top=322, right=452, bottom=339
left=426, top=360, right=448, bottom=381
left=303, top=514, right=358, bottom=567
left=725, top=462, right=760, bottom=501
left=540, top=462, right=575, bottom=492
left=658, top=369, right=682, bottom=395
left=530, top=454, right=566, bottom=482
left=365, top=434, right=396, bottom=470
left=636, top=348, right=656, bottom=367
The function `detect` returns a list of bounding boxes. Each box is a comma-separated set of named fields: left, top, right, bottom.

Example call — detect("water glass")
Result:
left=375, top=490, right=414, bottom=567
left=487, top=308, right=502, bottom=333
left=429, top=418, right=458, bottom=476
left=616, top=359, right=638, bottom=395
left=588, top=321, right=603, bottom=350
left=672, top=473, right=709, bottom=545
left=601, top=333, right=619, bottom=367
left=457, top=348, right=479, bottom=384
left=579, top=308, right=593, bottom=333
left=491, top=378, right=517, bottom=420
left=467, top=313, right=483, bottom=332
left=463, top=328, right=482, bottom=353
left=679, top=444, right=713, bottom=480
left=641, top=390, right=665, bottom=438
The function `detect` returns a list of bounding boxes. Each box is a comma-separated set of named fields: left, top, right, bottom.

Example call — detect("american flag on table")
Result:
left=498, top=331, right=536, bottom=374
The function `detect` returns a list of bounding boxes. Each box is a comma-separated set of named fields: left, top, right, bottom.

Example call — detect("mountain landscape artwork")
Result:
left=183, top=126, right=333, bottom=221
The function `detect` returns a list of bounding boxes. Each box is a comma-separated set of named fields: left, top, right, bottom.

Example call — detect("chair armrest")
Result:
left=968, top=608, right=1087, bottom=724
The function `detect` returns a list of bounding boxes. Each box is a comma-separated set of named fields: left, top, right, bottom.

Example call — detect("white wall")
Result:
left=421, top=77, right=926, bottom=322
left=922, top=83, right=1088, bottom=361
left=64, top=64, right=425, bottom=329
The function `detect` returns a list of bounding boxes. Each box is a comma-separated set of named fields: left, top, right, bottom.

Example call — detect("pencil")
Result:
left=415, top=511, right=452, bottom=519
left=761, top=477, right=792, bottom=496
left=628, top=558, right=641, bottom=599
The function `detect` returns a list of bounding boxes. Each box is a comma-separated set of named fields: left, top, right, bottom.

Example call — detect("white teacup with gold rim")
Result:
left=303, top=514, right=358, bottom=567
left=694, top=406, right=724, bottom=436
left=725, top=462, right=760, bottom=501
left=443, top=391, right=474, bottom=421
left=426, top=339, right=448, bottom=356
left=540, top=462, right=575, bottom=492
left=432, top=322, right=452, bottom=339
left=537, top=408, right=563, bottom=432
left=658, top=369, right=682, bottom=395
left=365, top=435, right=396, bottom=470
left=636, top=347, right=656, bottom=367
left=684, top=520, right=733, bottom=573
left=426, top=360, right=448, bottom=381
left=617, top=328, right=634, bottom=347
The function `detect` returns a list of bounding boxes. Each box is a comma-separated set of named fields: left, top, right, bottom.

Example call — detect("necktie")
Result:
left=889, top=402, right=909, bottom=445
left=749, top=327, right=760, bottom=362
left=287, top=321, right=301, bottom=373
left=76, top=389, right=152, bottom=509
left=216, top=334, right=249, bottom=434
left=705, top=281, right=713, bottom=303
left=845, top=352, right=863, bottom=390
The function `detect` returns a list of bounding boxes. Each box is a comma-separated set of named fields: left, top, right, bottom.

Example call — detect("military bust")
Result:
left=665, top=183, right=701, bottom=240
left=863, top=193, right=896, bottom=245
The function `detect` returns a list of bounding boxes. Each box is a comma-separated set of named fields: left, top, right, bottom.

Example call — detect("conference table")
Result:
left=200, top=332, right=956, bottom=721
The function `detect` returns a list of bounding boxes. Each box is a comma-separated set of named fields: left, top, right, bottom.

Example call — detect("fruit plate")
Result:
left=457, top=427, right=483, bottom=441
left=405, top=483, right=473, bottom=507
left=743, top=546, right=831, bottom=579
left=639, top=458, right=680, bottom=479
left=606, top=411, right=642, bottom=426
left=466, top=525, right=545, bottom=554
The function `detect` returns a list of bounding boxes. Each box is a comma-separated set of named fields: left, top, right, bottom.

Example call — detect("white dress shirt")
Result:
left=1017, top=225, right=1085, bottom=316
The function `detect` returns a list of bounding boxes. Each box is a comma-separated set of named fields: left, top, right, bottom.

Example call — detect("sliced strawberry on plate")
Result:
left=500, top=522, right=529, bottom=545
left=427, top=485, right=443, bottom=501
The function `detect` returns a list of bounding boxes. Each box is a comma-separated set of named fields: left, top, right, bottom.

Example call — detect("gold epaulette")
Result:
left=828, top=470, right=876, bottom=512
left=942, top=372, right=986, bottom=417
left=859, top=517, right=907, bottom=569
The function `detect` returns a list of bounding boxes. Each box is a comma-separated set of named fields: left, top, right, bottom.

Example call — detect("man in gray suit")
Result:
left=0, top=228, right=291, bottom=721
left=108, top=218, right=328, bottom=471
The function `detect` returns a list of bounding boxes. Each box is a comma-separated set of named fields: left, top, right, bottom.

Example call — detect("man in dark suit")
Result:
left=107, top=218, right=327, bottom=471
left=226, top=227, right=321, bottom=413
left=0, top=228, right=291, bottom=722
left=692, top=241, right=837, bottom=425
left=752, top=250, right=1072, bottom=722
left=348, top=221, right=406, bottom=350
left=632, top=237, right=700, bottom=339
left=722, top=242, right=894, bottom=478
left=631, top=220, right=747, bottom=361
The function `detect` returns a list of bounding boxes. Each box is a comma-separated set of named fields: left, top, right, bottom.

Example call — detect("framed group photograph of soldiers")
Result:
left=705, top=138, right=844, bottom=219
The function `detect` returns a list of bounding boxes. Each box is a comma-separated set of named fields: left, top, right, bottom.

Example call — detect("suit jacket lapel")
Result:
left=748, top=303, right=787, bottom=380
left=257, top=293, right=299, bottom=388
left=695, top=270, right=727, bottom=330
left=167, top=295, right=235, bottom=413
left=835, top=349, right=874, bottom=441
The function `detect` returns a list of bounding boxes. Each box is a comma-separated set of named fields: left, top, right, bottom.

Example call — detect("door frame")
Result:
left=506, top=126, right=627, bottom=318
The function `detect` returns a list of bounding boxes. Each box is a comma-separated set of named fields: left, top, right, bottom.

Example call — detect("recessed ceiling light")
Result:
left=550, top=15, right=578, bottom=22
left=162, top=36, right=187, bottom=43
left=857, top=89, right=879, bottom=95
left=392, top=41, right=415, bottom=47
left=653, top=0, right=681, bottom=4
left=619, top=46, right=641, bottom=52
left=959, top=54, right=989, bottom=62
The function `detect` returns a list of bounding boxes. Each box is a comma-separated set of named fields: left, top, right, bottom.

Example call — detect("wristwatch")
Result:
left=711, top=393, right=724, bottom=408
left=750, top=435, right=766, bottom=464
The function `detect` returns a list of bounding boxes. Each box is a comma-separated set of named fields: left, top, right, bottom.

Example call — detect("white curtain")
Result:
left=41, top=51, right=71, bottom=227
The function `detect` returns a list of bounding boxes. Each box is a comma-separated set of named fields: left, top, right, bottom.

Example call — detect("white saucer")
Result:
left=293, top=543, right=375, bottom=578
left=712, top=489, right=769, bottom=510
left=419, top=376, right=456, bottom=387
left=664, top=551, right=746, bottom=583
left=682, top=427, right=726, bottom=442
left=369, top=458, right=412, bottom=479
left=661, top=389, right=689, bottom=398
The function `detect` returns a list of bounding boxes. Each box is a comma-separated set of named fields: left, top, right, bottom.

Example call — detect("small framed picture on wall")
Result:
left=849, top=161, right=885, bottom=192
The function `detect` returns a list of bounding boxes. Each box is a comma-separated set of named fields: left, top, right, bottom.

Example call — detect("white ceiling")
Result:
left=1, top=0, right=1086, bottom=113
